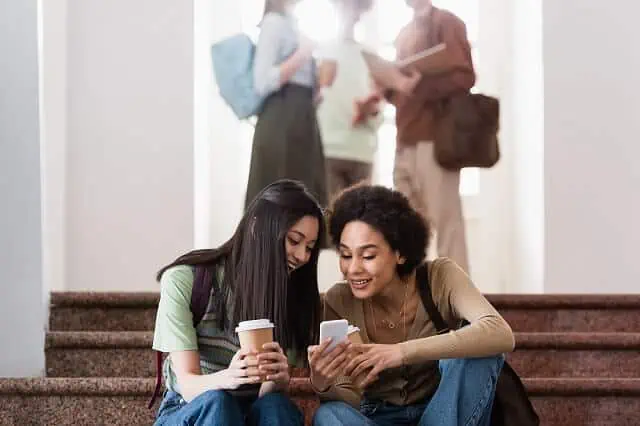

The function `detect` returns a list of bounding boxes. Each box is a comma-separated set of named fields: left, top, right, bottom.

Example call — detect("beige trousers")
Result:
left=326, top=158, right=372, bottom=203
left=393, top=141, right=469, bottom=272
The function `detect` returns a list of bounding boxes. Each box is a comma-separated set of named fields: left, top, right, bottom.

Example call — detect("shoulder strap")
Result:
left=191, top=265, right=212, bottom=328
left=149, top=264, right=214, bottom=409
left=416, top=261, right=450, bottom=334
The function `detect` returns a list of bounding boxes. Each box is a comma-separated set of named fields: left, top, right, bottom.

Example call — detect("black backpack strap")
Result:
left=149, top=265, right=213, bottom=409
left=148, top=351, right=164, bottom=408
left=191, top=265, right=212, bottom=328
left=416, top=262, right=450, bottom=334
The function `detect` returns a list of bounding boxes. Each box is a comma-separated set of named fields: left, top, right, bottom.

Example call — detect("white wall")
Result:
left=62, top=0, right=194, bottom=291
left=0, top=0, right=45, bottom=376
left=544, top=0, right=640, bottom=293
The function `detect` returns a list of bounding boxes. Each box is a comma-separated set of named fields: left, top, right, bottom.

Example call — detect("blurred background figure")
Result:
left=245, top=0, right=328, bottom=210
left=316, top=0, right=383, bottom=202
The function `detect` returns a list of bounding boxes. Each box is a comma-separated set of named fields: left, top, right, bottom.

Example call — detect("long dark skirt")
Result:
left=245, top=84, right=327, bottom=209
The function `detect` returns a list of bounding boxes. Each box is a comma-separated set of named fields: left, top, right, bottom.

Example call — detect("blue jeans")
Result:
left=313, top=356, right=504, bottom=426
left=155, top=389, right=304, bottom=426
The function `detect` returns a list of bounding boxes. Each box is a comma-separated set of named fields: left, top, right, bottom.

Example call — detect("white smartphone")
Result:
left=319, top=319, right=349, bottom=353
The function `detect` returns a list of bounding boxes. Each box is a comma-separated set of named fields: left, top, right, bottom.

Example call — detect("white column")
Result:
left=194, top=0, right=258, bottom=249
left=64, top=0, right=194, bottom=291
left=506, top=0, right=544, bottom=293
left=0, top=0, right=45, bottom=376
left=543, top=0, right=640, bottom=293
left=41, top=0, right=68, bottom=292
left=194, top=0, right=252, bottom=249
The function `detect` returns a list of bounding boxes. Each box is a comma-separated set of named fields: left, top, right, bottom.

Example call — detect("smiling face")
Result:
left=285, top=215, right=319, bottom=272
left=338, top=220, right=404, bottom=299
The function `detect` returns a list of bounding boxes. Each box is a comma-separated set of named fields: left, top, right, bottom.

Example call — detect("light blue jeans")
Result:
left=313, top=356, right=504, bottom=426
left=154, top=389, right=303, bottom=426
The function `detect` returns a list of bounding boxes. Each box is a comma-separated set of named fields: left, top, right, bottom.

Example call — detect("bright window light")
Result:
left=293, top=0, right=338, bottom=43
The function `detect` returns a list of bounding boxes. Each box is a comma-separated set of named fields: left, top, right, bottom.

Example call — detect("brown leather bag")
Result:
left=434, top=92, right=500, bottom=170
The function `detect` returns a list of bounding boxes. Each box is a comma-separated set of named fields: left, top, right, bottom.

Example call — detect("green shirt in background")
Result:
left=316, top=40, right=383, bottom=164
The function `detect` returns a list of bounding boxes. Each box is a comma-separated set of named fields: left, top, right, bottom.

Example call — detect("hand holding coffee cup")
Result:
left=256, top=342, right=290, bottom=386
left=217, top=348, right=262, bottom=390
left=236, top=319, right=275, bottom=382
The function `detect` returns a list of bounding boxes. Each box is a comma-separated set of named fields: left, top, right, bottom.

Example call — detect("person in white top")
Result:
left=316, top=0, right=383, bottom=201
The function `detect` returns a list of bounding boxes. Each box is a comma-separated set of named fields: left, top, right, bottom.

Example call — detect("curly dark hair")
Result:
left=329, top=184, right=430, bottom=277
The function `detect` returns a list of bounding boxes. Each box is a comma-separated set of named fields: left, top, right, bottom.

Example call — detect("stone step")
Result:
left=45, top=332, right=640, bottom=379
left=507, top=332, right=640, bottom=378
left=49, top=292, right=640, bottom=332
left=2, top=377, right=640, bottom=426
left=491, top=294, right=640, bottom=333
left=45, top=331, right=155, bottom=378
left=49, top=292, right=157, bottom=332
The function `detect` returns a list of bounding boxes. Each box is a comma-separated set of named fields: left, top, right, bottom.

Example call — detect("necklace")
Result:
left=369, top=282, right=409, bottom=339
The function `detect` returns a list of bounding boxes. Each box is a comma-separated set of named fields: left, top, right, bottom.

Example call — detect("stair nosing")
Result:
left=513, top=332, right=640, bottom=349
left=0, top=378, right=157, bottom=396
left=2, top=377, right=640, bottom=397
left=487, top=294, right=640, bottom=309
left=46, top=331, right=153, bottom=349
left=44, top=331, right=640, bottom=350
left=50, top=292, right=159, bottom=308
left=50, top=292, right=640, bottom=309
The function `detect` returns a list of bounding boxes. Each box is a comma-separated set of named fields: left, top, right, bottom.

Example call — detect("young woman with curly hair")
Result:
left=308, top=184, right=514, bottom=426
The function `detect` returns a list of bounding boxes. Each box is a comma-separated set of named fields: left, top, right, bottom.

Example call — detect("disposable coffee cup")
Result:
left=235, top=319, right=275, bottom=381
left=347, top=325, right=363, bottom=344
left=346, top=325, right=368, bottom=387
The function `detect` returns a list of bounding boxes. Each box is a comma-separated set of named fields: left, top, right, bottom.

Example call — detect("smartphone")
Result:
left=319, top=319, right=349, bottom=353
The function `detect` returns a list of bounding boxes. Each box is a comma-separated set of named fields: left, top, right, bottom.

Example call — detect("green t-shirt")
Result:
left=316, top=40, right=383, bottom=163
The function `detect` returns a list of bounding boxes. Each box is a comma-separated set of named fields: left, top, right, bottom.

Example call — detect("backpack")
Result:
left=416, top=263, right=540, bottom=426
left=149, top=266, right=214, bottom=408
left=210, top=33, right=265, bottom=120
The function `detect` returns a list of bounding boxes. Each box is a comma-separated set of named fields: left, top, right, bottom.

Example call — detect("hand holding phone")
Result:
left=319, top=319, right=349, bottom=353
left=309, top=319, right=351, bottom=392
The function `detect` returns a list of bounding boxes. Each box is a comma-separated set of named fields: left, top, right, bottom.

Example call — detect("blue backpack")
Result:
left=211, top=33, right=265, bottom=120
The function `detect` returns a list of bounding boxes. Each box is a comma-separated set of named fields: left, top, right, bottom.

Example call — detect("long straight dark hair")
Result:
left=157, top=179, right=324, bottom=357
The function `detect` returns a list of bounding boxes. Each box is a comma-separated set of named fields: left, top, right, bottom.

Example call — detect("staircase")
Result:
left=1, top=293, right=640, bottom=425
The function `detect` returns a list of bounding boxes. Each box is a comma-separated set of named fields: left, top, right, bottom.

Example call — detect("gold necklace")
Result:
left=370, top=282, right=408, bottom=339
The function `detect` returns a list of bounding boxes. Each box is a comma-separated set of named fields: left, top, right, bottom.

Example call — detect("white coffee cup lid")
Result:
left=347, top=325, right=360, bottom=334
left=235, top=319, right=275, bottom=333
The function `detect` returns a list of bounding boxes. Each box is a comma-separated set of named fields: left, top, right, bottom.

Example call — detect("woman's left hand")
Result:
left=257, top=342, right=290, bottom=388
left=345, top=344, right=404, bottom=388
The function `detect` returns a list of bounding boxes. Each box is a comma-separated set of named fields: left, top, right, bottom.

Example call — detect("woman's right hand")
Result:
left=213, top=348, right=262, bottom=390
left=307, top=339, right=352, bottom=392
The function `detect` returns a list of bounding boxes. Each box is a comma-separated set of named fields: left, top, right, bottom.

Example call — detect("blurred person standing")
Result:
left=385, top=0, right=475, bottom=272
left=316, top=0, right=383, bottom=202
left=246, top=0, right=327, bottom=209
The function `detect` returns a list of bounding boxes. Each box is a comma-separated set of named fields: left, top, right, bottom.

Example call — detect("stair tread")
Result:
left=50, top=292, right=159, bottom=308
left=487, top=294, right=640, bottom=309
left=46, top=331, right=153, bottom=348
left=50, top=292, right=640, bottom=309
left=45, top=331, right=640, bottom=349
left=3, top=377, right=640, bottom=396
